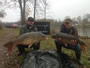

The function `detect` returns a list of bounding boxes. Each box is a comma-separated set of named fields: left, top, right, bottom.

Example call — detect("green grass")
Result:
left=0, top=28, right=20, bottom=38
left=0, top=29, right=7, bottom=38
left=14, top=28, right=20, bottom=36
left=40, top=35, right=56, bottom=50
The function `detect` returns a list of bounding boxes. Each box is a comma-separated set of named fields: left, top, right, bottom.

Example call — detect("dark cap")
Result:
left=64, top=18, right=72, bottom=24
left=27, top=17, right=34, bottom=22
left=64, top=18, right=72, bottom=22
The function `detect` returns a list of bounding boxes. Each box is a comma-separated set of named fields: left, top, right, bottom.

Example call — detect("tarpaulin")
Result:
left=21, top=50, right=77, bottom=68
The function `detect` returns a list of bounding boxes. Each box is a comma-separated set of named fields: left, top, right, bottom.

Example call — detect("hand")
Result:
left=56, top=37, right=62, bottom=42
left=69, top=40, right=77, bottom=45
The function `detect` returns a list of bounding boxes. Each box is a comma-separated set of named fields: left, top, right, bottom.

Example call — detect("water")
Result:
left=77, top=27, right=90, bottom=37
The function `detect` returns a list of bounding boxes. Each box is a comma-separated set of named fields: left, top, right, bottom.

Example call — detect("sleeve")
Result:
left=72, top=27, right=79, bottom=38
left=19, top=27, right=26, bottom=35
left=60, top=24, right=64, bottom=32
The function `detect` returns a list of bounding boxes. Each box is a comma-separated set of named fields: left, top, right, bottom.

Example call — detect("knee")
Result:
left=37, top=42, right=40, bottom=45
left=16, top=45, right=21, bottom=48
left=16, top=45, right=24, bottom=48
left=33, top=45, right=40, bottom=50
left=55, top=40, right=64, bottom=46
left=33, top=42, right=40, bottom=50
left=55, top=40, right=61, bottom=44
left=74, top=44, right=82, bottom=53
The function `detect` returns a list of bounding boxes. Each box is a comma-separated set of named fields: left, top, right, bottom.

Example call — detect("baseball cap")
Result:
left=27, top=17, right=34, bottom=22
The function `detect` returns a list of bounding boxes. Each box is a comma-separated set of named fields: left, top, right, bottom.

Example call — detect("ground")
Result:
left=0, top=28, right=20, bottom=68
left=0, top=28, right=90, bottom=68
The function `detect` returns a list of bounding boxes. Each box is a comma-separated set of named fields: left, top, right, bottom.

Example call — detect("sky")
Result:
left=1, top=0, right=90, bottom=22
left=50, top=0, right=90, bottom=20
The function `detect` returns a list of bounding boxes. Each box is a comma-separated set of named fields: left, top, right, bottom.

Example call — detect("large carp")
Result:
left=4, top=32, right=48, bottom=52
left=52, top=32, right=87, bottom=52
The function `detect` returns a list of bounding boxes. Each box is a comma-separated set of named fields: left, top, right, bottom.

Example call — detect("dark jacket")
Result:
left=19, top=24, right=38, bottom=35
left=60, top=24, right=78, bottom=38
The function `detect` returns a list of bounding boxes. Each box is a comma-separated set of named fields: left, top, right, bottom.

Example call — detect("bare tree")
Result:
left=41, top=0, right=48, bottom=19
left=18, top=0, right=26, bottom=25
left=33, top=0, right=50, bottom=20
left=77, top=16, right=82, bottom=24
left=6, top=0, right=33, bottom=25
left=72, top=18, right=78, bottom=25
left=4, top=0, right=50, bottom=25
left=83, top=14, right=90, bottom=23
left=25, top=7, right=31, bottom=19
left=0, top=1, right=6, bottom=29
left=0, top=11, right=5, bottom=18
left=33, top=0, right=36, bottom=20
left=0, top=1, right=6, bottom=18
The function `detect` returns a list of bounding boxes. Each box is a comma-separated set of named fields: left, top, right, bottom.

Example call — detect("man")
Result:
left=55, top=18, right=83, bottom=65
left=17, top=17, right=40, bottom=56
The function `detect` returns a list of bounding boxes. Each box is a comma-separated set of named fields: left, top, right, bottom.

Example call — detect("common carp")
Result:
left=4, top=32, right=48, bottom=52
left=52, top=32, right=87, bottom=52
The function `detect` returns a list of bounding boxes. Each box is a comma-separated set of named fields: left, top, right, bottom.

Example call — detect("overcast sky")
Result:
left=1, top=0, right=90, bottom=22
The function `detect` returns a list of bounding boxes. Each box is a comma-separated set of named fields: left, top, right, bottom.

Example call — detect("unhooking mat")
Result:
left=20, top=50, right=77, bottom=68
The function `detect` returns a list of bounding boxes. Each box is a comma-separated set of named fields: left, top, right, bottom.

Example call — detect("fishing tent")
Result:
left=21, top=50, right=77, bottom=68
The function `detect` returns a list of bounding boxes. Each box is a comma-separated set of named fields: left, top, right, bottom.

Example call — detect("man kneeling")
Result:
left=55, top=18, right=83, bottom=65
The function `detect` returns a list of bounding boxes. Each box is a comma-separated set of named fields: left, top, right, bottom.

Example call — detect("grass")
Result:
left=0, top=28, right=20, bottom=38
left=0, top=29, right=7, bottom=38
left=14, top=28, right=20, bottom=36
left=81, top=39, right=90, bottom=68
left=40, top=35, right=56, bottom=50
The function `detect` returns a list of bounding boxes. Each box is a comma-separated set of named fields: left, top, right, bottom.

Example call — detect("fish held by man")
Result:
left=4, top=32, right=48, bottom=52
left=52, top=32, right=87, bottom=52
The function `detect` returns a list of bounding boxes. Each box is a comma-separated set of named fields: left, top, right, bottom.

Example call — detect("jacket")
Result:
left=19, top=24, right=38, bottom=35
left=60, top=24, right=78, bottom=38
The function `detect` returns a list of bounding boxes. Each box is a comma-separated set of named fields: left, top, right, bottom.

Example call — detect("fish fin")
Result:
left=28, top=44, right=32, bottom=48
left=79, top=41, right=87, bottom=52
left=81, top=44, right=87, bottom=52
left=4, top=41, right=14, bottom=52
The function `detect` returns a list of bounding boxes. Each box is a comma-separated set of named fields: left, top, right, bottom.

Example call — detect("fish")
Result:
left=52, top=32, right=87, bottom=52
left=4, top=32, right=48, bottom=52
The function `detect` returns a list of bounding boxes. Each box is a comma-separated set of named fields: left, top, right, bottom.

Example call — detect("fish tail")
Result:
left=4, top=41, right=14, bottom=52
left=79, top=41, right=87, bottom=52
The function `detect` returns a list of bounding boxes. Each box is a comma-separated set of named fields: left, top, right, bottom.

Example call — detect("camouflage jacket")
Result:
left=19, top=24, right=38, bottom=35
left=60, top=24, right=78, bottom=38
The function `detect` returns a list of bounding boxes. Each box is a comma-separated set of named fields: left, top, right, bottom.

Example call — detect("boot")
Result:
left=17, top=52, right=23, bottom=56
left=76, top=52, right=83, bottom=65
left=77, top=60, right=83, bottom=65
left=17, top=45, right=26, bottom=56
